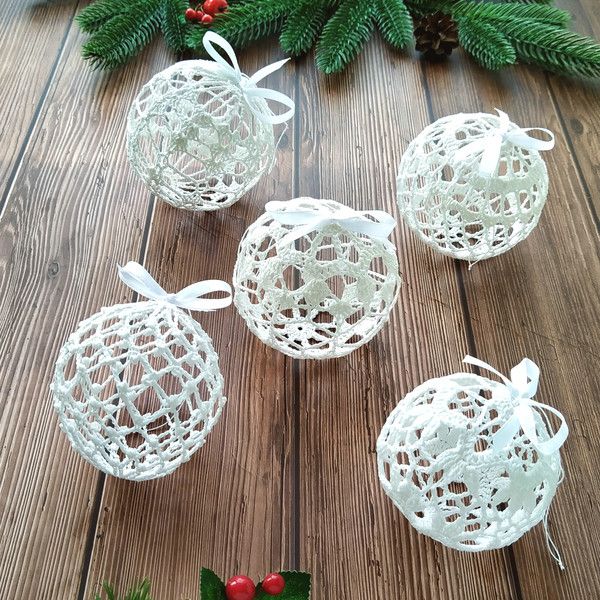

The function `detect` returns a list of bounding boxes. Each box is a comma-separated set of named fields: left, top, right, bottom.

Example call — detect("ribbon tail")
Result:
left=478, top=137, right=503, bottom=177
left=528, top=400, right=569, bottom=455
left=491, top=414, right=521, bottom=451
left=249, top=58, right=291, bottom=85
left=245, top=87, right=295, bottom=125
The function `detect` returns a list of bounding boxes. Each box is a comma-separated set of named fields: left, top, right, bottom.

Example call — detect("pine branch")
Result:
left=316, top=0, right=376, bottom=73
left=280, top=0, right=334, bottom=56
left=161, top=0, right=189, bottom=53
left=95, top=580, right=152, bottom=600
left=458, top=17, right=517, bottom=69
left=82, top=0, right=163, bottom=70
left=491, top=0, right=554, bottom=4
left=188, top=0, right=294, bottom=50
left=501, top=19, right=600, bottom=77
left=76, top=0, right=130, bottom=34
left=449, top=1, right=570, bottom=27
left=375, top=0, right=413, bottom=50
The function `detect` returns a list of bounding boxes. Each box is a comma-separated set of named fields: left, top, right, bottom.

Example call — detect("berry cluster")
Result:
left=185, top=0, right=228, bottom=25
left=225, top=573, right=286, bottom=600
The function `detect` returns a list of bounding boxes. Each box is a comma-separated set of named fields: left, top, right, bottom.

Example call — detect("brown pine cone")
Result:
left=414, top=11, right=459, bottom=60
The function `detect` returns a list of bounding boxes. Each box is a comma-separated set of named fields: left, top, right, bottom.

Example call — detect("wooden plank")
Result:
left=0, top=0, right=79, bottom=204
left=0, top=30, right=172, bottom=598
left=296, top=41, right=518, bottom=599
left=83, top=45, right=297, bottom=599
left=548, top=0, right=600, bottom=224
left=421, top=37, right=600, bottom=599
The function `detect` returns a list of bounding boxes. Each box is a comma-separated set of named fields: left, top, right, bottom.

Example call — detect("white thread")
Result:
left=127, top=33, right=294, bottom=212
left=397, top=111, right=552, bottom=263
left=377, top=366, right=566, bottom=561
left=52, top=302, right=226, bottom=481
left=233, top=197, right=401, bottom=359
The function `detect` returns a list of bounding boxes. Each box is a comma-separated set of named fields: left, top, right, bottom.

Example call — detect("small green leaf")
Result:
left=256, top=572, right=311, bottom=600
left=200, top=568, right=227, bottom=600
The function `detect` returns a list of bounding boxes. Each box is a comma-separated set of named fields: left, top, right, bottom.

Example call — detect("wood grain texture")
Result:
left=83, top=45, right=297, bottom=600
left=0, top=29, right=172, bottom=598
left=421, top=33, right=600, bottom=599
left=0, top=0, right=80, bottom=205
left=0, top=2, right=600, bottom=599
left=295, top=42, right=518, bottom=600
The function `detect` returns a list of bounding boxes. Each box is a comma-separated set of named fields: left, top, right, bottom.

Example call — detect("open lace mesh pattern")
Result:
left=377, top=373, right=562, bottom=551
left=52, top=302, right=226, bottom=481
left=397, top=113, right=548, bottom=262
left=127, top=61, right=276, bottom=211
left=233, top=198, right=401, bottom=359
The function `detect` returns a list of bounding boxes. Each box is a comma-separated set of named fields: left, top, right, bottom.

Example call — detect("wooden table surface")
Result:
left=1, top=1, right=600, bottom=599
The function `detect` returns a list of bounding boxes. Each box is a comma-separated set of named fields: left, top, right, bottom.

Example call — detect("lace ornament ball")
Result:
left=51, top=263, right=232, bottom=481
left=377, top=356, right=568, bottom=565
left=127, top=32, right=294, bottom=212
left=233, top=198, right=401, bottom=359
left=397, top=110, right=555, bottom=262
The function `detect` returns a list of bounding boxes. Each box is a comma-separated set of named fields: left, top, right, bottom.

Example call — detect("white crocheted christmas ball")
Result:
left=52, top=302, right=226, bottom=481
left=127, top=60, right=277, bottom=211
left=233, top=198, right=401, bottom=359
left=377, top=372, right=563, bottom=552
left=397, top=111, right=553, bottom=262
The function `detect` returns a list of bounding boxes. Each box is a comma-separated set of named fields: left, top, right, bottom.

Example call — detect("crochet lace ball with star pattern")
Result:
left=377, top=372, right=562, bottom=551
left=397, top=112, right=549, bottom=262
left=51, top=302, right=226, bottom=481
left=127, top=60, right=276, bottom=211
left=233, top=198, right=401, bottom=359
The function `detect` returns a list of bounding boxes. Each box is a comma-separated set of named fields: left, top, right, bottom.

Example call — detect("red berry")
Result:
left=225, top=575, right=255, bottom=600
left=261, top=573, right=285, bottom=596
left=185, top=7, right=197, bottom=20
left=203, top=0, right=228, bottom=15
left=200, top=12, right=213, bottom=24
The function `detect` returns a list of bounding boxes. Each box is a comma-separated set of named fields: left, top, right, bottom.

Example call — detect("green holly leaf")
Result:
left=256, top=572, right=311, bottom=600
left=200, top=569, right=227, bottom=600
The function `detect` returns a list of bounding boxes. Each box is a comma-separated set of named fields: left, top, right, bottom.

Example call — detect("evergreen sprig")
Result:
left=374, top=0, right=414, bottom=50
left=280, top=0, right=334, bottom=57
left=77, top=0, right=600, bottom=79
left=192, top=0, right=294, bottom=50
left=161, top=0, right=189, bottom=53
left=458, top=18, right=517, bottom=69
left=76, top=0, right=130, bottom=34
left=504, top=20, right=600, bottom=77
left=316, top=0, right=376, bottom=73
left=81, top=0, right=163, bottom=70
left=95, top=579, right=152, bottom=600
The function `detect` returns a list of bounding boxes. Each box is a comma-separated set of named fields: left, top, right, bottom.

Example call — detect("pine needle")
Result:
left=316, top=0, right=376, bottom=73
left=375, top=0, right=414, bottom=50
left=280, top=0, right=334, bottom=56
left=458, top=17, right=517, bottom=70
left=504, top=20, right=600, bottom=77
left=81, top=0, right=163, bottom=70
left=161, top=0, right=189, bottom=53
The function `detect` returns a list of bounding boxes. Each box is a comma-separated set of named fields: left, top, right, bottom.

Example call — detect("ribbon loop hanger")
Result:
left=265, top=199, right=397, bottom=248
left=118, top=262, right=232, bottom=312
left=463, top=355, right=568, bottom=455
left=454, top=109, right=555, bottom=178
left=202, top=31, right=295, bottom=125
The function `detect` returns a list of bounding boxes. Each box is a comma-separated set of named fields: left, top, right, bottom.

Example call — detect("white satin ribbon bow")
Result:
left=454, top=109, right=555, bottom=177
left=463, top=355, right=568, bottom=455
left=202, top=31, right=295, bottom=125
left=118, top=261, right=232, bottom=312
left=265, top=199, right=397, bottom=247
